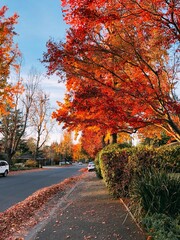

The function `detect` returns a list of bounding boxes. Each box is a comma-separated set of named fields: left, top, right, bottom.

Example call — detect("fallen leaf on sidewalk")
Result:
left=84, top=235, right=92, bottom=239
left=0, top=174, right=86, bottom=240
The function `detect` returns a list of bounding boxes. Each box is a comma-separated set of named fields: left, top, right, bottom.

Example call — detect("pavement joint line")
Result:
left=119, top=198, right=144, bottom=233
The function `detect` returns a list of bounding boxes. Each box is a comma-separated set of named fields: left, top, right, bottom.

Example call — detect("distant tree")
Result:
left=0, top=107, right=25, bottom=164
left=29, top=89, right=53, bottom=162
left=73, top=142, right=90, bottom=162
left=26, top=137, right=36, bottom=155
left=141, top=131, right=171, bottom=147
left=18, top=139, right=31, bottom=154
left=117, top=132, right=132, bottom=145
left=47, top=132, right=75, bottom=163
left=49, top=142, right=63, bottom=164
left=58, top=131, right=73, bottom=161
left=0, top=68, right=42, bottom=164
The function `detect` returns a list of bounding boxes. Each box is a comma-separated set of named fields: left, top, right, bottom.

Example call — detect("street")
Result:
left=0, top=164, right=84, bottom=212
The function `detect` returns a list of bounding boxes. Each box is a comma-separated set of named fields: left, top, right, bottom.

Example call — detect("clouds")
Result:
left=42, top=75, right=66, bottom=109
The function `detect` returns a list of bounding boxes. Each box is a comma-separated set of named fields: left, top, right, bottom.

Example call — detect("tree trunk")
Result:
left=102, top=135, right=106, bottom=148
left=110, top=133, right=117, bottom=144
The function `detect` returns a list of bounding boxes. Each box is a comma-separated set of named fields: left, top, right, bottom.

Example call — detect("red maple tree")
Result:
left=43, top=0, right=180, bottom=142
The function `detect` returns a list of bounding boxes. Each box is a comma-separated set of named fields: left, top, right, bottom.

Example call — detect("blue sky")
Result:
left=1, top=0, right=67, bottom=73
left=1, top=0, right=68, bottom=143
left=1, top=0, right=68, bottom=105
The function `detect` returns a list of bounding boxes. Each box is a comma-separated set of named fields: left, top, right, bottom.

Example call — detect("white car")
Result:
left=87, top=162, right=95, bottom=171
left=0, top=160, right=9, bottom=177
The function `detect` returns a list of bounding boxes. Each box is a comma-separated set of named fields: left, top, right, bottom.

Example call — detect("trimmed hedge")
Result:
left=96, top=144, right=180, bottom=198
left=95, top=143, right=180, bottom=239
left=98, top=145, right=134, bottom=197
left=155, top=144, right=180, bottom=172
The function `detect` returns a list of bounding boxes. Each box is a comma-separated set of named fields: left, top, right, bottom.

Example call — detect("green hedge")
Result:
left=96, top=144, right=180, bottom=198
left=95, top=143, right=180, bottom=239
left=129, top=145, right=180, bottom=174
left=155, top=144, right=180, bottom=172
left=99, top=145, right=134, bottom=197
left=94, top=152, right=103, bottom=179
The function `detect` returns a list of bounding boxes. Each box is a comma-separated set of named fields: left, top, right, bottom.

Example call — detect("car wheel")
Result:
left=3, top=170, right=8, bottom=177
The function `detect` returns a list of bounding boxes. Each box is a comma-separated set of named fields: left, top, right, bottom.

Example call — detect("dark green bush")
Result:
left=131, top=169, right=180, bottom=217
left=142, top=213, right=180, bottom=240
left=10, top=166, right=30, bottom=171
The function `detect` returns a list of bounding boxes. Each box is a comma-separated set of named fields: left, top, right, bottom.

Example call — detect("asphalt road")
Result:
left=0, top=164, right=84, bottom=212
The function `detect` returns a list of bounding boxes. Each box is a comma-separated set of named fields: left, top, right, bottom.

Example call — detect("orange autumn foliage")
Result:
left=44, top=0, right=180, bottom=141
left=0, top=6, right=22, bottom=114
left=81, top=129, right=103, bottom=158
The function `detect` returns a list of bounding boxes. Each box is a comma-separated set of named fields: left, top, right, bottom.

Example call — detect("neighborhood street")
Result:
left=0, top=164, right=84, bottom=212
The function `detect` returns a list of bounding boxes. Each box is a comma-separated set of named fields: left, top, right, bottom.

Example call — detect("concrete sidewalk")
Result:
left=26, top=172, right=146, bottom=240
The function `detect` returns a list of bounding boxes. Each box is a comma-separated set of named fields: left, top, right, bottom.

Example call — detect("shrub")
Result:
left=24, top=159, right=38, bottom=168
left=142, top=213, right=180, bottom=240
left=97, top=145, right=158, bottom=197
left=95, top=143, right=133, bottom=181
left=14, top=163, right=25, bottom=168
left=128, top=146, right=159, bottom=173
left=156, top=144, right=180, bottom=173
left=96, top=143, right=180, bottom=199
left=99, top=146, right=134, bottom=197
left=127, top=144, right=180, bottom=175
left=131, top=169, right=180, bottom=218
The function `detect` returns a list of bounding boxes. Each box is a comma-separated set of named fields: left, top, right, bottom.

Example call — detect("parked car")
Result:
left=87, top=162, right=95, bottom=171
left=0, top=160, right=9, bottom=177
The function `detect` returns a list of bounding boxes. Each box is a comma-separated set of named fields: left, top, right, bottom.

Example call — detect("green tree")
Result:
left=0, top=67, right=42, bottom=165
left=0, top=107, right=25, bottom=165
